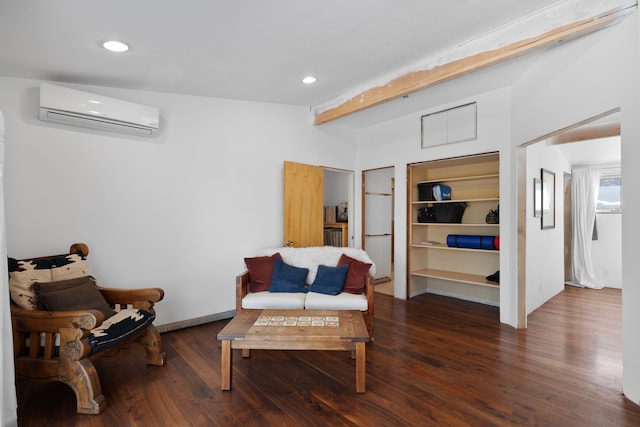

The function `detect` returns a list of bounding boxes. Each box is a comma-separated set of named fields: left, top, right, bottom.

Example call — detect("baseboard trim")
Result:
left=156, top=310, right=236, bottom=333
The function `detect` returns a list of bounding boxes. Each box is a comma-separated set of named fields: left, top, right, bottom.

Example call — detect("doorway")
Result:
left=362, top=167, right=395, bottom=296
left=324, top=168, right=354, bottom=247
left=283, top=161, right=354, bottom=248
left=560, top=140, right=622, bottom=288
left=518, top=108, right=621, bottom=325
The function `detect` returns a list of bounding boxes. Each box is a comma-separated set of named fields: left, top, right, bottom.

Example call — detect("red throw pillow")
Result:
left=244, top=253, right=282, bottom=293
left=337, top=254, right=372, bottom=295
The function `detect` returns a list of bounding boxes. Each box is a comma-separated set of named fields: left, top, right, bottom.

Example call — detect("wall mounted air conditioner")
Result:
left=39, top=83, right=159, bottom=136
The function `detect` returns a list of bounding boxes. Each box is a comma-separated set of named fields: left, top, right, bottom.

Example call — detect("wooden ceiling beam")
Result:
left=312, top=2, right=636, bottom=126
left=548, top=122, right=621, bottom=145
left=520, top=107, right=620, bottom=147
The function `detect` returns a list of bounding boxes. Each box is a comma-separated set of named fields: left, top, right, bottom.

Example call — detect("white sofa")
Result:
left=236, top=246, right=376, bottom=338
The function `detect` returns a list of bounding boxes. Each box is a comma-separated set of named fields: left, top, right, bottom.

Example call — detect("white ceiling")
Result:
left=555, top=137, right=621, bottom=167
left=0, top=0, right=565, bottom=107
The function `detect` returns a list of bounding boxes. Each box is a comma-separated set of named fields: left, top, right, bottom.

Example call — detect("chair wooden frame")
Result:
left=10, top=243, right=166, bottom=414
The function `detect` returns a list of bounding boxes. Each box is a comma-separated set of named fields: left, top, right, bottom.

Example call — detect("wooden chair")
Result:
left=9, top=243, right=166, bottom=414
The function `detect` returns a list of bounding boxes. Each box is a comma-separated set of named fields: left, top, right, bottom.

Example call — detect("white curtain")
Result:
left=0, top=112, right=17, bottom=427
left=571, top=166, right=604, bottom=289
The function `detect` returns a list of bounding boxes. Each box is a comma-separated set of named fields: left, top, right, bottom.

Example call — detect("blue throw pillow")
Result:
left=309, top=264, right=349, bottom=296
left=269, top=258, right=309, bottom=293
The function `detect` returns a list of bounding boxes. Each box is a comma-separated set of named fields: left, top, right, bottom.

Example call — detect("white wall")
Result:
left=592, top=213, right=622, bottom=288
left=525, top=142, right=569, bottom=313
left=511, top=13, right=640, bottom=404
left=0, top=77, right=357, bottom=327
left=355, top=86, right=513, bottom=316
left=352, top=11, right=640, bottom=403
left=323, top=170, right=350, bottom=206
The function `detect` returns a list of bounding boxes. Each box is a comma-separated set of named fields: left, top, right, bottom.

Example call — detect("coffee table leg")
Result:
left=355, top=342, right=366, bottom=393
left=221, top=340, right=231, bottom=390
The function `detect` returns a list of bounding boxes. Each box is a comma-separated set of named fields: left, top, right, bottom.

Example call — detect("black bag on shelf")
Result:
left=433, top=202, right=467, bottom=223
left=417, top=207, right=436, bottom=223
left=417, top=183, right=437, bottom=201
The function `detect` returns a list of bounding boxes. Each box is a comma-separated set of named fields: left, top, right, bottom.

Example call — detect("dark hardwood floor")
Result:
left=16, top=286, right=640, bottom=426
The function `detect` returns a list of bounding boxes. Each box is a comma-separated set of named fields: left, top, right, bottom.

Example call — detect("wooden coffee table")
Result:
left=217, top=309, right=370, bottom=392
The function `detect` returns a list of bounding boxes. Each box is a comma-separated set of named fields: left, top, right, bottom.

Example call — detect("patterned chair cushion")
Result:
left=8, top=253, right=89, bottom=309
left=89, top=309, right=155, bottom=355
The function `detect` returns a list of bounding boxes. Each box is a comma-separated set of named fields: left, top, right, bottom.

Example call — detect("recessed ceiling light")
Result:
left=302, top=76, right=317, bottom=84
left=103, top=40, right=129, bottom=53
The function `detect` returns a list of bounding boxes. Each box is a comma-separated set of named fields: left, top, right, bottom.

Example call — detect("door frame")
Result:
left=323, top=166, right=355, bottom=247
left=517, top=107, right=620, bottom=328
left=361, top=166, right=395, bottom=287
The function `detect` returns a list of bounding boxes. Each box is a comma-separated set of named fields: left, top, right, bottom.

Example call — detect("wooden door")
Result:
left=283, top=161, right=324, bottom=247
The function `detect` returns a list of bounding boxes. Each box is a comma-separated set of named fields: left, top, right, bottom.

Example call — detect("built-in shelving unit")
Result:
left=407, top=152, right=500, bottom=305
left=324, top=222, right=348, bottom=247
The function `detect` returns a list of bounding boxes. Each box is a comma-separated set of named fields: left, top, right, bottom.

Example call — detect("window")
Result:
left=596, top=174, right=621, bottom=213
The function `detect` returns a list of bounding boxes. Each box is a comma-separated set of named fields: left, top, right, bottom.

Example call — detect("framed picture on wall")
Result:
left=541, top=168, right=555, bottom=229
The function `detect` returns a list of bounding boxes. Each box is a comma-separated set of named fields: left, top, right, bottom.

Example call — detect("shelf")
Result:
left=408, top=152, right=500, bottom=304
left=411, top=243, right=498, bottom=253
left=412, top=198, right=499, bottom=205
left=411, top=222, right=498, bottom=227
left=410, top=268, right=499, bottom=288
left=324, top=222, right=348, bottom=247
left=416, top=173, right=499, bottom=185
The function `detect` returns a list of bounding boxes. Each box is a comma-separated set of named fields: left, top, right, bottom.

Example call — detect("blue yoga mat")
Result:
left=446, top=234, right=497, bottom=250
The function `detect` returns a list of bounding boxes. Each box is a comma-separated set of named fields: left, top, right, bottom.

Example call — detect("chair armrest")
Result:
left=11, top=305, right=103, bottom=333
left=97, top=287, right=164, bottom=312
left=363, top=273, right=375, bottom=340
left=236, top=270, right=250, bottom=313
left=364, top=273, right=374, bottom=312
left=11, top=305, right=98, bottom=361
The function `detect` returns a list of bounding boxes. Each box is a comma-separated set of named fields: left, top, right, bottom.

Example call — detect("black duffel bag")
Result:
left=433, top=202, right=467, bottom=223
left=417, top=206, right=436, bottom=223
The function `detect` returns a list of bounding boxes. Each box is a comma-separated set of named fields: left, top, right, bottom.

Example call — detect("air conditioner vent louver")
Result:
left=39, top=83, right=159, bottom=137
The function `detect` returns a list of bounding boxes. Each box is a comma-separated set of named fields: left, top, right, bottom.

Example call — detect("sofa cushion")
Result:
left=304, top=291, right=368, bottom=311
left=309, top=264, right=348, bottom=296
left=242, top=291, right=306, bottom=309
left=269, top=258, right=309, bottom=293
left=35, top=276, right=115, bottom=320
left=244, top=253, right=282, bottom=293
left=89, top=308, right=155, bottom=355
left=338, top=254, right=373, bottom=295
